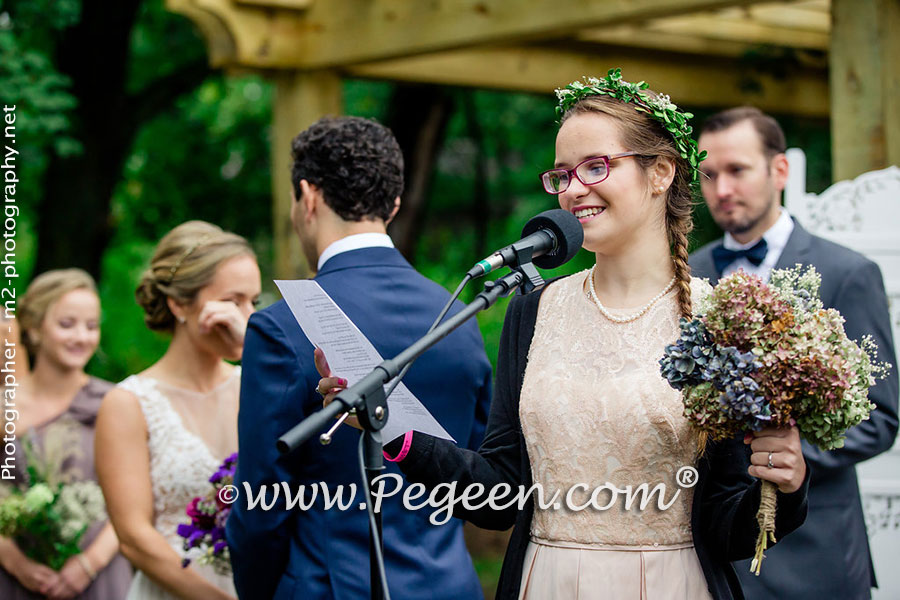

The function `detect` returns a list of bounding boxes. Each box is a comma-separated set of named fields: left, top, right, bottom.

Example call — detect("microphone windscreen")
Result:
left=521, top=209, right=584, bottom=269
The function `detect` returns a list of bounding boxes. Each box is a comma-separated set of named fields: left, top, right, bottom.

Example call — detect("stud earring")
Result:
left=177, top=316, right=186, bottom=324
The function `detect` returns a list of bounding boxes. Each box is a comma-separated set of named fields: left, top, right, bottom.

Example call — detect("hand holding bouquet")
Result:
left=0, top=426, right=107, bottom=571
left=659, top=266, right=890, bottom=574
left=176, top=453, right=236, bottom=575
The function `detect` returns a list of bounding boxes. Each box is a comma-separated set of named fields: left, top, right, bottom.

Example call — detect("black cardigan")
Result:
left=396, top=278, right=810, bottom=599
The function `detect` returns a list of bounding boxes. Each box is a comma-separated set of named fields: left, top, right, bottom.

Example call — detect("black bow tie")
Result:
left=711, top=238, right=768, bottom=273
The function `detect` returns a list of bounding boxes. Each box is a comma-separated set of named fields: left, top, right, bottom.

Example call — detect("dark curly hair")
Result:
left=290, top=116, right=405, bottom=222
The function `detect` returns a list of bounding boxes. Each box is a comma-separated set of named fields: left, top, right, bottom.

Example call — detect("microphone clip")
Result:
left=515, top=262, right=544, bottom=295
left=507, top=239, right=546, bottom=294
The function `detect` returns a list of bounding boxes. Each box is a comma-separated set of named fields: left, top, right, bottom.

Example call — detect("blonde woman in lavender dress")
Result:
left=0, top=269, right=132, bottom=599
left=96, top=221, right=260, bottom=600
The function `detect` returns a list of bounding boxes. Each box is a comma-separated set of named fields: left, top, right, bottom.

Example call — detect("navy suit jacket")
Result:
left=227, top=247, right=493, bottom=600
left=691, top=220, right=899, bottom=600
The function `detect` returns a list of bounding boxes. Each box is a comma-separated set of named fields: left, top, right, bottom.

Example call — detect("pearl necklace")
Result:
left=587, top=265, right=676, bottom=324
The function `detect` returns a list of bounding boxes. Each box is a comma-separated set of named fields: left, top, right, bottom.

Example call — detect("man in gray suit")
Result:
left=690, top=106, right=899, bottom=599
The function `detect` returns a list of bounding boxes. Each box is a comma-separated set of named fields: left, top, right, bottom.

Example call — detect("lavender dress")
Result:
left=0, top=377, right=133, bottom=599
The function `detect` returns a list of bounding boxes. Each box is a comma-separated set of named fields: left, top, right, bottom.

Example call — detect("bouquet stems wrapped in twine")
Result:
left=753, top=481, right=777, bottom=575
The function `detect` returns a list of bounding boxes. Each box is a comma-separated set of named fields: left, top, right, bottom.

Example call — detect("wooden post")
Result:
left=883, top=0, right=900, bottom=172
left=270, top=70, right=342, bottom=279
left=830, top=0, right=900, bottom=181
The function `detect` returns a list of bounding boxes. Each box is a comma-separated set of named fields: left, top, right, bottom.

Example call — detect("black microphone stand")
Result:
left=276, top=265, right=540, bottom=600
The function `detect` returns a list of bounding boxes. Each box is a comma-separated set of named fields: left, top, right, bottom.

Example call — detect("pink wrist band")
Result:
left=383, top=431, right=413, bottom=462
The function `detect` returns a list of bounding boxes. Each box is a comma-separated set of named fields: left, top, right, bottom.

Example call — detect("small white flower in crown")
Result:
left=649, top=93, right=677, bottom=112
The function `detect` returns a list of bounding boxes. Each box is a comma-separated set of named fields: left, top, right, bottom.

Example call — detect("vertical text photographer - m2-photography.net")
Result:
left=2, top=103, right=20, bottom=482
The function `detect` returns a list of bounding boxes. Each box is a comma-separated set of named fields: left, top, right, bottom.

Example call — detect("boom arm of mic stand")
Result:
left=276, top=269, right=526, bottom=455
left=275, top=366, right=390, bottom=454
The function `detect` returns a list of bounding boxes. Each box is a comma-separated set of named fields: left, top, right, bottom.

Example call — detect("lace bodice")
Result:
left=520, top=272, right=711, bottom=547
left=118, top=371, right=240, bottom=550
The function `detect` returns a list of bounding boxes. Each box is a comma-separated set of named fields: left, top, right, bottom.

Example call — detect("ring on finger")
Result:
left=767, top=452, right=774, bottom=469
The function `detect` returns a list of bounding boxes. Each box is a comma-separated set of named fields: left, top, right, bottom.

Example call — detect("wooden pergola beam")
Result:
left=235, top=0, right=312, bottom=7
left=346, top=46, right=830, bottom=117
left=744, top=1, right=829, bottom=31
left=580, top=1, right=830, bottom=53
left=167, top=0, right=769, bottom=69
left=577, top=27, right=752, bottom=57
left=633, top=12, right=829, bottom=48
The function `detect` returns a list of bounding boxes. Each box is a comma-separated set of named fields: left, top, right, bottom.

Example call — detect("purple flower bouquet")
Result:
left=176, top=453, right=237, bottom=576
left=659, top=266, right=889, bottom=574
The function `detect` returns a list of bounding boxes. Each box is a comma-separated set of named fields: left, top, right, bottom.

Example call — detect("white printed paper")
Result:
left=275, top=280, right=454, bottom=444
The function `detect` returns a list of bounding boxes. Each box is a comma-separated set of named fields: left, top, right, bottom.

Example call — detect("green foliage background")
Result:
left=0, top=0, right=833, bottom=378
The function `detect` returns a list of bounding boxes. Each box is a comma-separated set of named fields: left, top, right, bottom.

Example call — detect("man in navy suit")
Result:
left=690, top=107, right=899, bottom=599
left=227, top=116, right=492, bottom=600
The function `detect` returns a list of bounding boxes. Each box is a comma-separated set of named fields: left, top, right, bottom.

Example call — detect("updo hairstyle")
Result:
left=135, top=221, right=255, bottom=332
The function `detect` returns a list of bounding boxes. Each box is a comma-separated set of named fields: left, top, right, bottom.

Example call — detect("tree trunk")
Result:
left=34, top=0, right=140, bottom=279
left=385, top=84, right=454, bottom=263
left=34, top=0, right=209, bottom=280
left=462, top=92, right=489, bottom=260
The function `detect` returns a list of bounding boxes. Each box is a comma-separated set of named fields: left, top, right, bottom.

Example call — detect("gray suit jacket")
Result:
left=691, top=219, right=899, bottom=600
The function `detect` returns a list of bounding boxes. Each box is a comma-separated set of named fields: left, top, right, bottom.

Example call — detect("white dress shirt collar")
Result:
left=317, top=233, right=394, bottom=271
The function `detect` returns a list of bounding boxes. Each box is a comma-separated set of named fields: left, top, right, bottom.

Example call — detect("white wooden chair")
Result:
left=785, top=148, right=900, bottom=599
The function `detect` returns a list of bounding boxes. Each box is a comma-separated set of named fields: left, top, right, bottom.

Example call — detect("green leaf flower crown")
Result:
left=555, top=68, right=707, bottom=182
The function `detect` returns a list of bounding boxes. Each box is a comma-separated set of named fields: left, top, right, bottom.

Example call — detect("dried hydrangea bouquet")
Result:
left=659, top=265, right=889, bottom=574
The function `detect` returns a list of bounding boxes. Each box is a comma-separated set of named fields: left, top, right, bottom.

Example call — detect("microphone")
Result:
left=467, top=209, right=584, bottom=277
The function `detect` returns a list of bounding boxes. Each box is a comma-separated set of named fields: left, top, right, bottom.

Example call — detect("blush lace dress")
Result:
left=517, top=272, right=714, bottom=599
left=119, top=369, right=240, bottom=600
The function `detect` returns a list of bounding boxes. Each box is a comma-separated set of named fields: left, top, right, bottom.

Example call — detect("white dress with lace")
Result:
left=119, top=370, right=240, bottom=600
left=517, top=272, right=714, bottom=599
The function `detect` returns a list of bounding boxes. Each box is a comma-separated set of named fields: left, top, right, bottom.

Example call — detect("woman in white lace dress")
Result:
left=96, top=221, right=261, bottom=600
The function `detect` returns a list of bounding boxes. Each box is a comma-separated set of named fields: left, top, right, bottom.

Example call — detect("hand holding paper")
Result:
left=275, top=279, right=454, bottom=444
left=314, top=347, right=360, bottom=430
